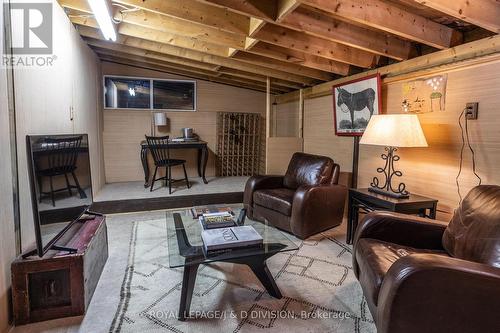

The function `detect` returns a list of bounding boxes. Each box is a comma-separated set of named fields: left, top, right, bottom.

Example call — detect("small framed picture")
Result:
left=332, top=73, right=382, bottom=136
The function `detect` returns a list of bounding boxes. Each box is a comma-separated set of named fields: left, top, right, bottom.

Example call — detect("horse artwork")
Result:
left=333, top=74, right=382, bottom=136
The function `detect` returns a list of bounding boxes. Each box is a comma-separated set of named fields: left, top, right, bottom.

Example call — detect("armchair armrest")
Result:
left=377, top=253, right=500, bottom=333
left=353, top=211, right=448, bottom=251
left=290, top=184, right=347, bottom=239
left=243, top=175, right=284, bottom=209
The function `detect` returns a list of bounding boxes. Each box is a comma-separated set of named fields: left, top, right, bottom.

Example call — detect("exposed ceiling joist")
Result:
left=231, top=51, right=335, bottom=80
left=97, top=52, right=290, bottom=94
left=297, top=0, right=463, bottom=49
left=102, top=57, right=287, bottom=94
left=276, top=0, right=301, bottom=22
left=247, top=42, right=350, bottom=75
left=57, top=0, right=493, bottom=94
left=279, top=5, right=414, bottom=60
left=253, top=23, right=375, bottom=67
left=77, top=26, right=318, bottom=85
left=412, top=0, right=500, bottom=33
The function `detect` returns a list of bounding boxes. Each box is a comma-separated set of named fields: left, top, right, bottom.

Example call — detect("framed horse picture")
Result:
left=332, top=74, right=382, bottom=136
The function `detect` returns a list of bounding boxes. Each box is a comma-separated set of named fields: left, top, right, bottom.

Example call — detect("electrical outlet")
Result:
left=465, top=102, right=478, bottom=120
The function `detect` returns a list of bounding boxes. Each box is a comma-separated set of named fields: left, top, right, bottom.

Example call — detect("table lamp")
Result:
left=360, top=114, right=428, bottom=198
left=151, top=112, right=167, bottom=136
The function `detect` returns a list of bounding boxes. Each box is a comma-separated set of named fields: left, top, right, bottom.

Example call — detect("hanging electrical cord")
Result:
left=68, top=3, right=139, bottom=23
left=111, top=3, right=140, bottom=24
left=456, top=106, right=482, bottom=202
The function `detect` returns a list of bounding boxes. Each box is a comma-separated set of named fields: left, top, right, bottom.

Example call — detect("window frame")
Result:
left=103, top=75, right=197, bottom=112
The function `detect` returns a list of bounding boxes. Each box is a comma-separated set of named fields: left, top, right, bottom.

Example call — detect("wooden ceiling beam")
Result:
left=94, top=48, right=220, bottom=74
left=70, top=16, right=230, bottom=57
left=96, top=52, right=289, bottom=94
left=113, top=0, right=250, bottom=35
left=412, top=0, right=500, bottom=33
left=276, top=0, right=301, bottom=22
left=198, top=0, right=412, bottom=60
left=216, top=67, right=304, bottom=90
left=197, top=0, right=276, bottom=20
left=100, top=55, right=287, bottom=94
left=77, top=26, right=315, bottom=85
left=280, top=5, right=414, bottom=60
left=247, top=41, right=350, bottom=75
left=231, top=51, right=334, bottom=80
left=253, top=23, right=376, bottom=68
left=297, top=0, right=463, bottom=49
left=68, top=9, right=337, bottom=82
left=115, top=10, right=246, bottom=49
left=61, top=1, right=336, bottom=78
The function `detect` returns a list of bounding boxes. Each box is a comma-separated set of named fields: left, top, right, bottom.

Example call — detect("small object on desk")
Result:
left=199, top=212, right=236, bottom=229
left=201, top=226, right=263, bottom=253
left=191, top=206, right=234, bottom=219
left=346, top=188, right=438, bottom=244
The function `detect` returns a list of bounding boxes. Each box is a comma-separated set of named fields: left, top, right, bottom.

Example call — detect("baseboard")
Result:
left=90, top=192, right=244, bottom=214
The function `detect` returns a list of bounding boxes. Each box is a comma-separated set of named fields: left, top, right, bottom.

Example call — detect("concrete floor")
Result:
left=94, top=176, right=249, bottom=202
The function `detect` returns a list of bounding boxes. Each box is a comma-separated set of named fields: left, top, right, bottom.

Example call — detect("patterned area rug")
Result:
left=104, top=214, right=376, bottom=333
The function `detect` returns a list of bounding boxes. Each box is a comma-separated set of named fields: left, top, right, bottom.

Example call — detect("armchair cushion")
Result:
left=355, top=238, right=447, bottom=313
left=283, top=152, right=334, bottom=189
left=442, top=185, right=500, bottom=267
left=354, top=211, right=448, bottom=251
left=253, top=188, right=295, bottom=216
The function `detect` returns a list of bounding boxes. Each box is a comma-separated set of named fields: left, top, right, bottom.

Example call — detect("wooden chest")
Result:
left=11, top=216, right=108, bottom=325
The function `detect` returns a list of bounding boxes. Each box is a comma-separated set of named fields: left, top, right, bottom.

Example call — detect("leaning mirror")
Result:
left=26, top=134, right=93, bottom=257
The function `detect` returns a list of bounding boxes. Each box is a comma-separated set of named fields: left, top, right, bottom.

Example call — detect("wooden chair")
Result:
left=145, top=135, right=190, bottom=193
left=36, top=136, right=87, bottom=207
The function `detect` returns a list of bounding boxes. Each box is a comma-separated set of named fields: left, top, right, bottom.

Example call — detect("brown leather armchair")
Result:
left=244, top=152, right=347, bottom=239
left=353, top=185, right=500, bottom=333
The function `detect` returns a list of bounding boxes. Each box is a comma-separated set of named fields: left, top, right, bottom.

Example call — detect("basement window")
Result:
left=104, top=75, right=196, bottom=111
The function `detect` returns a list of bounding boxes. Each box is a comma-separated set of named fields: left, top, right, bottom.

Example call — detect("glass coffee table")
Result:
left=166, top=205, right=299, bottom=320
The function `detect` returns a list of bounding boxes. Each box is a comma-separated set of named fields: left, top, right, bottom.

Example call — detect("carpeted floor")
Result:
left=14, top=209, right=375, bottom=333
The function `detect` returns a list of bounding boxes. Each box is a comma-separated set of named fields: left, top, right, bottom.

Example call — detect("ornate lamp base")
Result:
left=369, top=146, right=410, bottom=199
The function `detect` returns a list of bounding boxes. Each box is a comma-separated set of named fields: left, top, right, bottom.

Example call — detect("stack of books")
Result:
left=199, top=212, right=236, bottom=229
left=191, top=206, right=234, bottom=219
left=201, top=226, right=263, bottom=253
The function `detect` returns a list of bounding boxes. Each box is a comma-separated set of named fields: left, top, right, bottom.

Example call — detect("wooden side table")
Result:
left=346, top=188, right=438, bottom=244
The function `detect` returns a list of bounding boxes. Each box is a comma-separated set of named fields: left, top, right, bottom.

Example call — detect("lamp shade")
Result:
left=360, top=114, right=428, bottom=148
left=153, top=112, right=167, bottom=126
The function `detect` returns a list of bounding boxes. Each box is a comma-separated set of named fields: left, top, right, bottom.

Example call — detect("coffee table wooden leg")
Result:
left=178, top=264, right=199, bottom=321
left=247, top=260, right=282, bottom=299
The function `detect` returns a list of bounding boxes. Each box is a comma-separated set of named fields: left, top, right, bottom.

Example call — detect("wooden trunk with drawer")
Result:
left=11, top=215, right=108, bottom=325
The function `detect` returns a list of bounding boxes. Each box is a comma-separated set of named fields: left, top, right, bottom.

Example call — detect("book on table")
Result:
left=191, top=206, right=234, bottom=219
left=201, top=226, right=263, bottom=253
left=199, top=212, right=236, bottom=229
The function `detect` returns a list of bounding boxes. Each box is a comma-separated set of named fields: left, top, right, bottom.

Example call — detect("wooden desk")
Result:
left=140, top=140, right=209, bottom=187
left=346, top=188, right=438, bottom=244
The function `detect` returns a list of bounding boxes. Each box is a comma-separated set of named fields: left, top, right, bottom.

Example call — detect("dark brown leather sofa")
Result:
left=353, top=185, right=500, bottom=333
left=244, top=152, right=347, bottom=239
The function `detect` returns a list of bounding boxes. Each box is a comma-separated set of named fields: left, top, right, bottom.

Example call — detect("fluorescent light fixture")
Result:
left=87, top=0, right=116, bottom=41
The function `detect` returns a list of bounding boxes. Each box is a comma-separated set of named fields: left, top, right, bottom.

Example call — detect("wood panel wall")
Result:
left=300, top=96, right=355, bottom=186
left=293, top=60, right=500, bottom=218
left=266, top=137, right=304, bottom=174
left=13, top=5, right=103, bottom=251
left=101, top=62, right=267, bottom=182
